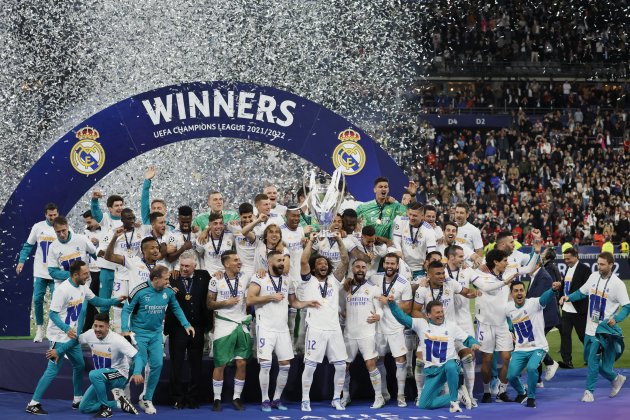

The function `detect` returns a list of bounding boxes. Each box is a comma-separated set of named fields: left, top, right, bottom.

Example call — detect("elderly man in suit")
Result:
left=526, top=250, right=561, bottom=386
left=165, top=250, right=212, bottom=409
left=557, top=247, right=590, bottom=368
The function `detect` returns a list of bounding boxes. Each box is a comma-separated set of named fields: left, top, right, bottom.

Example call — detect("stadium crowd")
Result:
left=423, top=1, right=629, bottom=67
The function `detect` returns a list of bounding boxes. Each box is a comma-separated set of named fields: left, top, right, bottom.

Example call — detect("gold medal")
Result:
left=322, top=298, right=328, bottom=304
left=185, top=294, right=191, bottom=301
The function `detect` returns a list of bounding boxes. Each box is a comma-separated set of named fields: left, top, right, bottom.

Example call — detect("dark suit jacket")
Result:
left=558, top=262, right=590, bottom=314
left=165, top=269, right=211, bottom=336
left=526, top=267, right=560, bottom=328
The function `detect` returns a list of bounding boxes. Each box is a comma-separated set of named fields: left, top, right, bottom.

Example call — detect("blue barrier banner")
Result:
left=420, top=114, right=513, bottom=128
left=520, top=246, right=630, bottom=279
left=0, top=81, right=409, bottom=336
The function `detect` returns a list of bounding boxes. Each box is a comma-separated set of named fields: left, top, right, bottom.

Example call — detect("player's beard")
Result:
left=385, top=267, right=397, bottom=277
left=353, top=272, right=366, bottom=283
left=272, top=265, right=284, bottom=276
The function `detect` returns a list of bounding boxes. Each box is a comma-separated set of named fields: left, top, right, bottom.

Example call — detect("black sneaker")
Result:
left=526, top=398, right=536, bottom=408
left=94, top=405, right=113, bottom=418
left=25, top=404, right=48, bottom=415
left=233, top=398, right=245, bottom=411
left=212, top=399, right=222, bottom=412
left=558, top=361, right=574, bottom=369
left=117, top=395, right=139, bottom=415
left=496, top=392, right=512, bottom=402
left=481, top=393, right=492, bottom=403
left=72, top=401, right=80, bottom=410
left=514, top=393, right=527, bottom=404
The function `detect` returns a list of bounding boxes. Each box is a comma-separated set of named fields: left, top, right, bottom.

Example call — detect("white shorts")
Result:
left=404, top=329, right=419, bottom=350
left=476, top=322, right=513, bottom=353
left=304, top=327, right=347, bottom=364
left=376, top=331, right=408, bottom=358
left=256, top=326, right=294, bottom=362
left=345, top=336, right=378, bottom=362
left=112, top=277, right=129, bottom=299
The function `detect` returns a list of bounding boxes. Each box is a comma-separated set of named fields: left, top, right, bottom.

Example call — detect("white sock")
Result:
left=213, top=379, right=223, bottom=401
left=73, top=396, right=82, bottom=403
left=273, top=364, right=290, bottom=401
left=415, top=359, right=425, bottom=394
left=461, top=355, right=475, bottom=397
left=342, top=370, right=351, bottom=398
left=302, top=360, right=317, bottom=401
left=333, top=362, right=345, bottom=399
left=29, top=400, right=38, bottom=406
left=369, top=369, right=383, bottom=398
left=259, top=361, right=272, bottom=401
left=498, top=381, right=507, bottom=394
left=143, top=365, right=150, bottom=396
left=112, top=306, right=122, bottom=333
left=396, top=361, right=407, bottom=397
left=377, top=360, right=388, bottom=395
left=233, top=379, right=245, bottom=399
left=483, top=382, right=491, bottom=393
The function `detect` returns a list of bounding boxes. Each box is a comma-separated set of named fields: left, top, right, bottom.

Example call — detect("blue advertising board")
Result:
left=0, top=81, right=409, bottom=336
left=420, top=114, right=513, bottom=128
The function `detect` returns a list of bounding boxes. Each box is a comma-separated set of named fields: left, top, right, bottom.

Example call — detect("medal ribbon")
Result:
left=430, top=285, right=444, bottom=302
left=124, top=228, right=134, bottom=251
left=319, top=280, right=329, bottom=299
left=593, top=275, right=611, bottom=315
left=269, top=272, right=283, bottom=293
left=351, top=280, right=365, bottom=295
left=446, top=265, right=460, bottom=283
left=211, top=231, right=225, bottom=255
left=225, top=273, right=239, bottom=298
left=382, top=275, right=397, bottom=296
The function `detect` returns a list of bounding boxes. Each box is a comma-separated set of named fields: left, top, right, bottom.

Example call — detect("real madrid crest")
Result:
left=332, top=128, right=366, bottom=176
left=70, top=126, right=105, bottom=175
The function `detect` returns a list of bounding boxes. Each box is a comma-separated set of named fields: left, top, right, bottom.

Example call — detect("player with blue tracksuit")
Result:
left=16, top=203, right=60, bottom=342
left=505, top=282, right=562, bottom=408
left=388, top=298, right=479, bottom=413
left=121, top=264, right=194, bottom=414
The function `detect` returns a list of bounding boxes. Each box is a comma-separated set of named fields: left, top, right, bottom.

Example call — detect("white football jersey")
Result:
left=414, top=279, right=463, bottom=322
left=209, top=273, right=249, bottom=322
left=170, top=229, right=202, bottom=271
left=112, top=228, right=145, bottom=280
left=455, top=222, right=483, bottom=252
left=251, top=273, right=295, bottom=333
left=579, top=273, right=630, bottom=336
left=25, top=220, right=57, bottom=279
left=446, top=266, right=477, bottom=333
left=351, top=241, right=387, bottom=278
left=227, top=221, right=257, bottom=272
left=80, top=329, right=138, bottom=378
left=298, top=273, right=342, bottom=331
left=392, top=219, right=437, bottom=271
left=312, top=236, right=357, bottom=271
left=412, top=318, right=470, bottom=368
left=196, top=231, right=235, bottom=274
left=47, top=233, right=97, bottom=278
left=340, top=281, right=383, bottom=340
left=123, top=255, right=167, bottom=292
left=84, top=229, right=101, bottom=272
left=472, top=271, right=510, bottom=326
left=505, top=298, right=549, bottom=351
left=47, top=279, right=95, bottom=343
left=370, top=272, right=413, bottom=334
left=280, top=224, right=304, bottom=281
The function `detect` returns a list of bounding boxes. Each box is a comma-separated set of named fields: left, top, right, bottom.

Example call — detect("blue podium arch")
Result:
left=0, top=81, right=408, bottom=336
